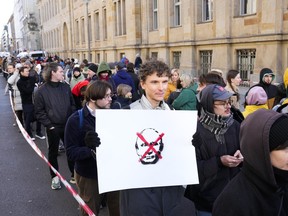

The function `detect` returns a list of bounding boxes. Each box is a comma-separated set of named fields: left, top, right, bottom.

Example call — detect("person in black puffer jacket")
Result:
left=34, top=62, right=76, bottom=190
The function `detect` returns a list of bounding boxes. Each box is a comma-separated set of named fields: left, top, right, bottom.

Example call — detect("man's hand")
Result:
left=221, top=150, right=243, bottom=168
left=84, top=131, right=101, bottom=149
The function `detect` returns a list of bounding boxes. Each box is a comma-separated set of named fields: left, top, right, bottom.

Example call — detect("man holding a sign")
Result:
left=120, top=59, right=196, bottom=216
left=65, top=81, right=120, bottom=216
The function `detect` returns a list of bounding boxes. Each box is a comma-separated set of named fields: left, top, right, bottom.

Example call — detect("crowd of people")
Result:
left=1, top=53, right=288, bottom=216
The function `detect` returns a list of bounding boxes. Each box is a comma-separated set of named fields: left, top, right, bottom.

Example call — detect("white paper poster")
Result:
left=96, top=109, right=199, bottom=194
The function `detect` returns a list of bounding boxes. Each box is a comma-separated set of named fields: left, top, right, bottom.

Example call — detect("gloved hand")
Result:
left=84, top=131, right=101, bottom=149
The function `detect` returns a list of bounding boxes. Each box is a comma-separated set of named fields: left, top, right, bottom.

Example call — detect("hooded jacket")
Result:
left=213, top=109, right=288, bottom=216
left=185, top=84, right=241, bottom=212
left=112, top=69, right=136, bottom=93
left=255, top=68, right=278, bottom=109
left=97, top=61, right=112, bottom=76
left=95, top=62, right=117, bottom=96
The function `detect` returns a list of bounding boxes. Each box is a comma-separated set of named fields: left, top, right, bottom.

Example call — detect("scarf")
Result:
left=199, top=108, right=234, bottom=144
left=73, top=73, right=81, bottom=79
left=140, top=95, right=171, bottom=110
left=99, top=75, right=109, bottom=81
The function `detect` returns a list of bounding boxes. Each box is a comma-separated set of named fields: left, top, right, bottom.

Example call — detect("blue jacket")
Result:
left=112, top=69, right=136, bottom=93
left=64, top=105, right=97, bottom=179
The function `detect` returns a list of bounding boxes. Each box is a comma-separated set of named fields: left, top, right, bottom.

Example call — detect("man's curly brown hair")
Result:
left=139, top=59, right=171, bottom=82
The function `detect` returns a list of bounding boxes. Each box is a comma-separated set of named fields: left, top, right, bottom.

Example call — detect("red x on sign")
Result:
left=136, top=132, right=165, bottom=162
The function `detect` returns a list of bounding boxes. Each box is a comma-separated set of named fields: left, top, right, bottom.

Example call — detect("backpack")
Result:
left=78, top=108, right=84, bottom=129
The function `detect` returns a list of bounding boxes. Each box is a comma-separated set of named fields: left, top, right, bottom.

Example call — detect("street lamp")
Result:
left=83, top=0, right=91, bottom=62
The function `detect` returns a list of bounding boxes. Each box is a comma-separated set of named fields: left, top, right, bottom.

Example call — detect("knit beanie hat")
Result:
left=88, top=63, right=98, bottom=73
left=24, top=60, right=32, bottom=67
left=269, top=116, right=288, bottom=151
left=245, top=86, right=267, bottom=105
left=73, top=67, right=81, bottom=73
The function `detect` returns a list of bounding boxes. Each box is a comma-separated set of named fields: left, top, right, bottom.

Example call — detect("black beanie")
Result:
left=88, top=63, right=98, bottom=73
left=269, top=116, right=288, bottom=151
left=73, top=67, right=81, bottom=73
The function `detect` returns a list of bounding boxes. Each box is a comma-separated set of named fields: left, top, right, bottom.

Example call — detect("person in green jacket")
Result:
left=172, top=73, right=198, bottom=110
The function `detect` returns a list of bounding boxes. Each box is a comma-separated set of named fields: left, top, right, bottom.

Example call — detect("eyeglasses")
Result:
left=214, top=100, right=232, bottom=107
left=102, top=93, right=114, bottom=100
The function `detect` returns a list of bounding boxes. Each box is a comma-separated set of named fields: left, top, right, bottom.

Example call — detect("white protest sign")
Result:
left=95, top=109, right=198, bottom=194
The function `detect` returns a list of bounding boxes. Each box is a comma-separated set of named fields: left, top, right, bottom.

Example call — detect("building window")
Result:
left=94, top=11, right=100, bottom=40
left=173, top=51, right=181, bottom=68
left=174, top=0, right=181, bottom=26
left=200, top=50, right=212, bottom=75
left=75, top=20, right=79, bottom=44
left=96, top=53, right=100, bottom=63
left=114, top=0, right=126, bottom=36
left=103, top=8, right=107, bottom=40
left=240, top=0, right=256, bottom=15
left=120, top=53, right=125, bottom=61
left=81, top=18, right=85, bottom=43
left=153, top=0, right=158, bottom=30
left=151, top=52, right=158, bottom=59
left=237, top=49, right=256, bottom=81
left=202, top=0, right=213, bottom=21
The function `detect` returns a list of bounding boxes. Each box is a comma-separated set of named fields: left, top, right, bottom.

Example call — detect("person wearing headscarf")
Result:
left=255, top=68, right=278, bottom=109
left=242, top=86, right=269, bottom=118
left=213, top=109, right=288, bottom=216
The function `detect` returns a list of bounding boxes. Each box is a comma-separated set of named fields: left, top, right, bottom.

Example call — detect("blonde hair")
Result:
left=117, top=84, right=132, bottom=97
left=171, top=68, right=181, bottom=76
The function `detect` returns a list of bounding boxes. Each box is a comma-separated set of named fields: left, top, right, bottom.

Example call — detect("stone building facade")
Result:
left=14, top=0, right=41, bottom=52
left=37, top=0, right=288, bottom=82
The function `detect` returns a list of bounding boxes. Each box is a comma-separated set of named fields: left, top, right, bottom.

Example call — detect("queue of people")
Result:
left=2, top=53, right=288, bottom=216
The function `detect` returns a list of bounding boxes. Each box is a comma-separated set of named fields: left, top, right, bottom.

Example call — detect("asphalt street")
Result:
left=0, top=74, right=109, bottom=216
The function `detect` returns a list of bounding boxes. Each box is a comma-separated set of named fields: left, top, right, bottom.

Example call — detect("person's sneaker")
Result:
left=28, top=133, right=35, bottom=141
left=35, top=132, right=46, bottom=140
left=51, top=176, right=61, bottom=190
left=58, top=142, right=65, bottom=153
left=69, top=177, right=76, bottom=184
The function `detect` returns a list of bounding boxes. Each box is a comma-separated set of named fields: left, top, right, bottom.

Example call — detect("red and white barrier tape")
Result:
left=9, top=91, right=96, bottom=216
